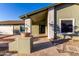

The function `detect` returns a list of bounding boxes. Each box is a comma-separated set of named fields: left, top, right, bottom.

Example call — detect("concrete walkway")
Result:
left=26, top=38, right=70, bottom=56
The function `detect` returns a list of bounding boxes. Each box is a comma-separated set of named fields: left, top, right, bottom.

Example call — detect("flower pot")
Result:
left=20, top=32, right=31, bottom=37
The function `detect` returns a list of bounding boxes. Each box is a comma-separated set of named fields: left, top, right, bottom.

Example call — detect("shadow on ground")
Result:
left=0, top=46, right=8, bottom=56
left=32, top=39, right=70, bottom=52
left=0, top=35, right=14, bottom=39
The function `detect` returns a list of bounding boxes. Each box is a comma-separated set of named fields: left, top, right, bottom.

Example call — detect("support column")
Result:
left=25, top=18, right=32, bottom=34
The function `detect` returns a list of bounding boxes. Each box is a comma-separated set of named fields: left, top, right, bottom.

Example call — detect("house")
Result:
left=20, top=3, right=79, bottom=40
left=0, top=20, right=25, bottom=35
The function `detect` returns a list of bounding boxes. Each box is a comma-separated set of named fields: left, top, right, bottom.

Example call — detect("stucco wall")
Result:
left=32, top=25, right=39, bottom=36
left=13, top=25, right=20, bottom=34
left=47, top=7, right=54, bottom=39
left=0, top=25, right=13, bottom=35
left=47, top=4, right=79, bottom=39
left=14, top=25, right=20, bottom=30
left=32, top=25, right=47, bottom=36
left=57, top=4, right=79, bottom=30
left=56, top=4, right=79, bottom=38
left=9, top=36, right=32, bottom=54
left=45, top=26, right=48, bottom=35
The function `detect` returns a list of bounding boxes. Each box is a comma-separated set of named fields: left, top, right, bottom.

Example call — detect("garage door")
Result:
left=0, top=25, right=13, bottom=35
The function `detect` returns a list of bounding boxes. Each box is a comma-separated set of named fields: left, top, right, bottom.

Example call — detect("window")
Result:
left=60, top=18, right=74, bottom=34
left=20, top=25, right=25, bottom=32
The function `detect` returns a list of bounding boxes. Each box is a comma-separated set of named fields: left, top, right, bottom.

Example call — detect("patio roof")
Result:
left=20, top=3, right=61, bottom=19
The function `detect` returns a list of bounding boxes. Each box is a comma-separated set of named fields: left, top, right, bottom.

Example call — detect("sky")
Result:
left=0, top=3, right=51, bottom=21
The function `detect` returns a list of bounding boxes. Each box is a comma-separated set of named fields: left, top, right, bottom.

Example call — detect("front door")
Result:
left=39, top=25, right=45, bottom=34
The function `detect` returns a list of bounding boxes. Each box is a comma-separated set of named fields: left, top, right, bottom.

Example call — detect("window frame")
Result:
left=59, top=18, right=75, bottom=34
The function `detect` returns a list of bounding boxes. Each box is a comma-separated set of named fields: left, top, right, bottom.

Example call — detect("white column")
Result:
left=47, top=8, right=54, bottom=39
left=25, top=18, right=32, bottom=33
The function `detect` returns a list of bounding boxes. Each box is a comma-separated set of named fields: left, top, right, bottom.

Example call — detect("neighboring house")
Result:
left=20, top=3, right=79, bottom=40
left=0, top=20, right=25, bottom=35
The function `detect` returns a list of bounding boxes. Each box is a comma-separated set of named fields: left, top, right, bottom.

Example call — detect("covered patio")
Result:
left=21, top=9, right=48, bottom=38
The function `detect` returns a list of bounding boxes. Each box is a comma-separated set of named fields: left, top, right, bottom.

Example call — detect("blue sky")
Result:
left=0, top=3, right=51, bottom=21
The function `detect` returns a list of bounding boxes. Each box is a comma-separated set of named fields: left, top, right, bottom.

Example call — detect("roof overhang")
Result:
left=0, top=21, right=25, bottom=25
left=20, top=3, right=62, bottom=19
left=30, top=10, right=48, bottom=25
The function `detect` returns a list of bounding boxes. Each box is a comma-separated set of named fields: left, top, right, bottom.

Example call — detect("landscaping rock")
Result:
left=66, top=45, right=79, bottom=54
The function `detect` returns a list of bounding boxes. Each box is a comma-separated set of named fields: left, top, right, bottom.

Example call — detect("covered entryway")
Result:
left=28, top=9, right=48, bottom=37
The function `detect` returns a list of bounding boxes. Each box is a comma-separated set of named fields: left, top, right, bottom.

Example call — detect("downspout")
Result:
left=54, top=6, right=57, bottom=40
left=13, top=25, right=14, bottom=35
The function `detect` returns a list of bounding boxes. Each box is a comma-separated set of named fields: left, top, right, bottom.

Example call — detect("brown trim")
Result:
left=0, top=21, right=25, bottom=25
left=28, top=9, right=48, bottom=17
left=20, top=3, right=62, bottom=19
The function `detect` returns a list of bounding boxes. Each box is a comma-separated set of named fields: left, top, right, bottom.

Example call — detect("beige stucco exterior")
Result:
left=47, top=4, right=79, bottom=39
left=0, top=25, right=21, bottom=35
left=29, top=10, right=48, bottom=37
left=55, top=4, right=79, bottom=39
left=32, top=25, right=39, bottom=36
left=56, top=4, right=79, bottom=27
left=31, top=25, right=47, bottom=36
left=20, top=3, right=79, bottom=39
left=13, top=25, right=21, bottom=35
left=9, top=36, right=33, bottom=54
left=13, top=25, right=20, bottom=31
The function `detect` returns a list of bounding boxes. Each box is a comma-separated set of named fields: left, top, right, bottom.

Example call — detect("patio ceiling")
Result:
left=29, top=10, right=48, bottom=25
